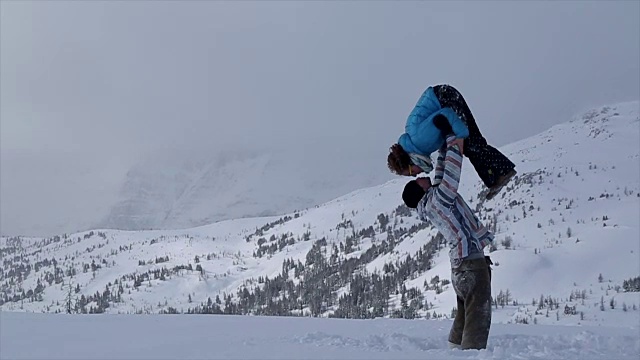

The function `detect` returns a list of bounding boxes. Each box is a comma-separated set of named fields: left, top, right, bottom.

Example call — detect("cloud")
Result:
left=1, top=1, right=638, bottom=235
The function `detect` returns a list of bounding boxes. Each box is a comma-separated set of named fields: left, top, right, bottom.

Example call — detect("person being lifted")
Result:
left=388, top=84, right=516, bottom=199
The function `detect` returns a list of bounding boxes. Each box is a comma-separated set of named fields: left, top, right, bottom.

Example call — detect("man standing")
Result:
left=402, top=135, right=494, bottom=350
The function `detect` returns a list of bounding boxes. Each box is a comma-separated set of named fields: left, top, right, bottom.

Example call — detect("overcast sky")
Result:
left=1, top=1, right=639, bottom=235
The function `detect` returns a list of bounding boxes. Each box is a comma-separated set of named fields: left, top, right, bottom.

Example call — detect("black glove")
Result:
left=433, top=114, right=453, bottom=136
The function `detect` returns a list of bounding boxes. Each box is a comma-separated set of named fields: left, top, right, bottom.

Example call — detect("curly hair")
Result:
left=387, top=143, right=412, bottom=175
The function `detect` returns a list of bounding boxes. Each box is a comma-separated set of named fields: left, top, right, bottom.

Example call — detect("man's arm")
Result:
left=432, top=146, right=446, bottom=185
left=433, top=109, right=469, bottom=139
left=433, top=114, right=465, bottom=155
left=434, top=135, right=463, bottom=207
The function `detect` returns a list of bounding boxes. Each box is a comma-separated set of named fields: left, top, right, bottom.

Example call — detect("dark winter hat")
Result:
left=402, top=180, right=426, bottom=209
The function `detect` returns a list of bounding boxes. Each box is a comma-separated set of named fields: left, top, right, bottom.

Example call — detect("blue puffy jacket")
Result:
left=398, top=86, right=469, bottom=156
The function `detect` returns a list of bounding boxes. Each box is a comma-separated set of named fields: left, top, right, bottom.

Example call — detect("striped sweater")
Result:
left=417, top=136, right=494, bottom=269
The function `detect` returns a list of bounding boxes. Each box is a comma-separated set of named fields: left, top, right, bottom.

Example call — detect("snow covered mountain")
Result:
left=98, top=142, right=393, bottom=231
left=1, top=102, right=639, bottom=332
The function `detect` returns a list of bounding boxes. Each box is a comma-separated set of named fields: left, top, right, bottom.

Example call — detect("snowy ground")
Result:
left=1, top=312, right=639, bottom=360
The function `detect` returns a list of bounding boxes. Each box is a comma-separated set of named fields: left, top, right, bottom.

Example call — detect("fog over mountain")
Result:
left=1, top=1, right=638, bottom=236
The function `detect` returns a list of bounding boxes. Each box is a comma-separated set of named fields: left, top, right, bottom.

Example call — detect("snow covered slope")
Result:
left=1, top=102, right=638, bottom=331
left=99, top=144, right=392, bottom=231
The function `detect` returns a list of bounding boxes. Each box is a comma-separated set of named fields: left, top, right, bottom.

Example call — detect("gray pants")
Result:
left=448, top=256, right=493, bottom=350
